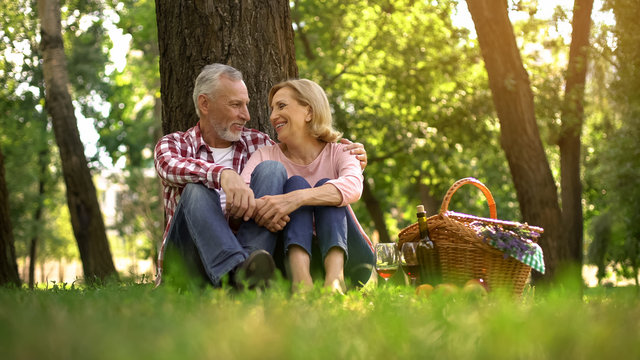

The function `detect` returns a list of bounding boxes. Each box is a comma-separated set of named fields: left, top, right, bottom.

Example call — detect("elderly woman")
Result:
left=241, top=79, right=374, bottom=292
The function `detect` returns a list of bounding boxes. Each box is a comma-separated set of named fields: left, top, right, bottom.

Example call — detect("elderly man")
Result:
left=154, top=64, right=366, bottom=289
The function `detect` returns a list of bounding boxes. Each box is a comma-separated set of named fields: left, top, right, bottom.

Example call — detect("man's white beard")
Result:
left=213, top=122, right=241, bottom=142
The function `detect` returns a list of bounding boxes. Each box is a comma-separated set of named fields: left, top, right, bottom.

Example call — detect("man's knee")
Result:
left=182, top=183, right=216, bottom=200
left=179, top=183, right=222, bottom=213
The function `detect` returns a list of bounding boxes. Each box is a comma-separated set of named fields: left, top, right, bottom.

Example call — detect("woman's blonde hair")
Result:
left=269, top=79, right=342, bottom=143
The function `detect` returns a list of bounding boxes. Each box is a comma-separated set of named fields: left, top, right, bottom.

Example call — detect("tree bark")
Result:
left=466, top=0, right=569, bottom=280
left=38, top=0, right=117, bottom=283
left=361, top=180, right=391, bottom=243
left=560, top=0, right=593, bottom=266
left=0, top=146, right=21, bottom=287
left=155, top=0, right=298, bottom=136
left=418, top=180, right=440, bottom=217
left=28, top=176, right=44, bottom=289
left=29, top=147, right=48, bottom=289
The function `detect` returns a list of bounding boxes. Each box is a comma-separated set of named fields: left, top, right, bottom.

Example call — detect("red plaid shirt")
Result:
left=153, top=122, right=275, bottom=285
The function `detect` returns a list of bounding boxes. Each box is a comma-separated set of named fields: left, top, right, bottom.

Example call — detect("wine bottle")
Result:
left=416, top=205, right=441, bottom=285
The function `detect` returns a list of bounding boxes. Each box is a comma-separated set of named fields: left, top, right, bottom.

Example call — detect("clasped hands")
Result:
left=220, top=169, right=292, bottom=232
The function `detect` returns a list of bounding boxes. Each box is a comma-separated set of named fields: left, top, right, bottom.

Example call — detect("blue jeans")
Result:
left=282, top=176, right=375, bottom=286
left=164, top=161, right=287, bottom=286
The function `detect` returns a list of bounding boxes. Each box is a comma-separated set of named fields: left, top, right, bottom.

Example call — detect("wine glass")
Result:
left=375, top=243, right=399, bottom=283
left=400, top=242, right=420, bottom=286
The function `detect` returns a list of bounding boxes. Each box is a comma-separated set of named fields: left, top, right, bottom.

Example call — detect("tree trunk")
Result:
left=466, top=0, right=569, bottom=280
left=38, top=0, right=117, bottom=283
left=0, top=146, right=21, bottom=287
left=361, top=180, right=391, bottom=243
left=155, top=0, right=298, bottom=136
left=28, top=237, right=37, bottom=289
left=559, top=0, right=593, bottom=267
left=29, top=149, right=48, bottom=289
left=418, top=181, right=440, bottom=217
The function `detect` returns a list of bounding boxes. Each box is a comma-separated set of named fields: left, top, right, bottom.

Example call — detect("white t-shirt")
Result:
left=211, top=145, right=234, bottom=213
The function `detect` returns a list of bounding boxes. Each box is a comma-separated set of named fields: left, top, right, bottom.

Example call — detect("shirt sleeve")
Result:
left=154, top=134, right=229, bottom=190
left=326, top=144, right=364, bottom=207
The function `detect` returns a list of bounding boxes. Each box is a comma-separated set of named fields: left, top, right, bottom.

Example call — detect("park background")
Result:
left=1, top=0, right=639, bottom=289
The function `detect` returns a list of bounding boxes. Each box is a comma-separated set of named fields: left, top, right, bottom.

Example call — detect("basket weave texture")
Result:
left=398, top=178, right=543, bottom=296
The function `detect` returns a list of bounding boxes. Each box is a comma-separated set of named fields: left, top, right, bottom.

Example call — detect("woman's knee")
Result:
left=251, top=160, right=287, bottom=185
left=251, top=161, right=287, bottom=197
left=284, top=175, right=311, bottom=192
left=314, top=178, right=330, bottom=187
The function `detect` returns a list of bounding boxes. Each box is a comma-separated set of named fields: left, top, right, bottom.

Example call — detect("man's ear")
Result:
left=198, top=94, right=209, bottom=116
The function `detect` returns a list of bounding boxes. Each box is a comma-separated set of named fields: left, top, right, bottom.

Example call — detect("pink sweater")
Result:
left=240, top=143, right=363, bottom=207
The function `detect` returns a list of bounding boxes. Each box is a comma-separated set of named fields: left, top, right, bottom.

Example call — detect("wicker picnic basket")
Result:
left=398, top=177, right=543, bottom=296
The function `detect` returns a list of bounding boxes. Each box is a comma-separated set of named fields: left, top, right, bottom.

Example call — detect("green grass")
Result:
left=1, top=277, right=639, bottom=359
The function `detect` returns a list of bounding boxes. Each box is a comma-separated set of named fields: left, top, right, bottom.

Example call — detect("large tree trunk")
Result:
left=0, top=147, right=21, bottom=287
left=466, top=0, right=569, bottom=280
left=559, top=0, right=593, bottom=267
left=38, top=0, right=117, bottom=283
left=155, top=0, right=298, bottom=136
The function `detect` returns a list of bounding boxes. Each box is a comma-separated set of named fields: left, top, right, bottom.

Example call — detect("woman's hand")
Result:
left=340, top=138, right=367, bottom=171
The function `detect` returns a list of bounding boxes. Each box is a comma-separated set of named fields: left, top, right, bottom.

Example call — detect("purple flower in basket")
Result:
left=472, top=222, right=537, bottom=260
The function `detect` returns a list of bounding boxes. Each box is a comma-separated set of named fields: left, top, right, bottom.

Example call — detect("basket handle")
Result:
left=440, top=177, right=497, bottom=219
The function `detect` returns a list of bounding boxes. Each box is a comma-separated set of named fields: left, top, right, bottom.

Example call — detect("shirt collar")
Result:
left=190, top=122, right=209, bottom=152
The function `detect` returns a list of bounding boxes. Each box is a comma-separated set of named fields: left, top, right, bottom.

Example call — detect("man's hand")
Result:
left=340, top=138, right=367, bottom=171
left=220, top=169, right=256, bottom=221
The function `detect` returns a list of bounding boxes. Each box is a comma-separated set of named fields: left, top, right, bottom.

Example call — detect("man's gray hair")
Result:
left=192, top=63, right=243, bottom=117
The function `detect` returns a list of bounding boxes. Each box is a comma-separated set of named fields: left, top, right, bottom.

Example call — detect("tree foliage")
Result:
left=98, top=0, right=164, bottom=264
left=584, top=0, right=640, bottom=285
left=0, top=0, right=60, bottom=283
left=0, top=0, right=120, bottom=283
left=100, top=0, right=160, bottom=168
left=292, top=0, right=517, bottom=242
